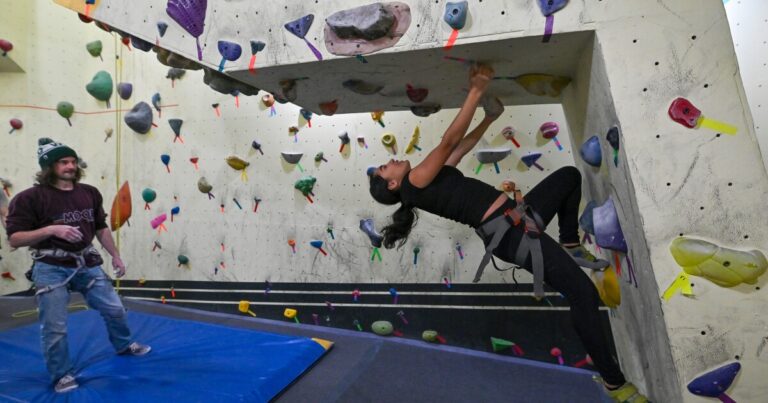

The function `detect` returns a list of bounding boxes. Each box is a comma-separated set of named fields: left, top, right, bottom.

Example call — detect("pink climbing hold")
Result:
left=8, top=118, right=22, bottom=134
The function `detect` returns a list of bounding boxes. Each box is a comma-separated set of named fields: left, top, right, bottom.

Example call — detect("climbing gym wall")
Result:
left=725, top=0, right=768, bottom=172
left=2, top=0, right=766, bottom=401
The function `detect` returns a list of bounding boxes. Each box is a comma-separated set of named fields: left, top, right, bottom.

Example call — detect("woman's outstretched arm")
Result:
left=445, top=115, right=496, bottom=167
left=408, top=64, right=493, bottom=188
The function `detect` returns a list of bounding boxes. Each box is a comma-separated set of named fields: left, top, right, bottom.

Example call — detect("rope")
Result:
left=114, top=33, right=123, bottom=294
left=11, top=303, right=89, bottom=318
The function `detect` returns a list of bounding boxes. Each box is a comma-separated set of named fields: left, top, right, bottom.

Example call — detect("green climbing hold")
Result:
left=371, top=320, right=393, bottom=336
left=56, top=101, right=75, bottom=126
left=422, top=330, right=438, bottom=343
left=85, top=71, right=114, bottom=108
left=294, top=176, right=317, bottom=196
left=177, top=255, right=190, bottom=265
left=490, top=337, right=514, bottom=353
left=141, top=188, right=157, bottom=203
left=86, top=40, right=103, bottom=60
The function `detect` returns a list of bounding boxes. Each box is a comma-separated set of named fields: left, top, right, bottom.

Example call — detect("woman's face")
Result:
left=375, top=159, right=411, bottom=191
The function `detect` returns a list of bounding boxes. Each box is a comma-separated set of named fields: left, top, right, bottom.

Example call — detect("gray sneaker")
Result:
left=118, top=342, right=152, bottom=356
left=54, top=374, right=78, bottom=393
left=566, top=245, right=610, bottom=270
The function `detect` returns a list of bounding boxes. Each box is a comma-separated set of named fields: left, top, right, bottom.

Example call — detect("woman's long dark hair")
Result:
left=35, top=165, right=84, bottom=186
left=369, top=173, right=418, bottom=249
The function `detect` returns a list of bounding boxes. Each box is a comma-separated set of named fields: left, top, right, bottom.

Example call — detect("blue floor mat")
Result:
left=0, top=310, right=332, bottom=402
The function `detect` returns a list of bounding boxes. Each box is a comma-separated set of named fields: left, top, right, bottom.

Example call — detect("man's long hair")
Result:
left=35, top=165, right=84, bottom=186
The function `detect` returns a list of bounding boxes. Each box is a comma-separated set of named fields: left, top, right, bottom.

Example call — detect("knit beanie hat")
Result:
left=38, top=138, right=78, bottom=168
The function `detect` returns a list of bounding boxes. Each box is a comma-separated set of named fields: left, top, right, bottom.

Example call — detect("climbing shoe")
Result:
left=565, top=244, right=610, bottom=270
left=606, top=382, right=650, bottom=403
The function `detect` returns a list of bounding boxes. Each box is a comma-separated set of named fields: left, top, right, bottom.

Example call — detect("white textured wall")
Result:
left=726, top=0, right=768, bottom=172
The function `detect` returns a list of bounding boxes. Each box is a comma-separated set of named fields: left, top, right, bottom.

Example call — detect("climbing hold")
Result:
left=405, top=126, right=421, bottom=154
left=197, top=177, right=214, bottom=199
left=406, top=84, right=429, bottom=103
left=501, top=126, right=520, bottom=148
left=343, top=79, right=383, bottom=95
left=56, top=101, right=75, bottom=126
left=166, top=0, right=208, bottom=61
left=521, top=152, right=544, bottom=171
left=251, top=141, right=264, bottom=155
left=285, top=14, right=323, bottom=61
left=410, top=104, right=442, bottom=117
left=281, top=152, right=305, bottom=172
left=381, top=133, right=397, bottom=154
left=443, top=1, right=468, bottom=50
left=131, top=36, right=154, bottom=52
left=669, top=237, right=767, bottom=288
left=117, top=82, right=133, bottom=100
left=687, top=362, right=741, bottom=402
left=310, top=240, right=327, bottom=256
left=279, top=79, right=298, bottom=102
left=85, top=71, right=114, bottom=108
left=238, top=300, right=256, bottom=317
left=592, top=197, right=627, bottom=253
left=315, top=152, right=327, bottom=163
left=580, top=136, right=602, bottom=167
left=150, top=213, right=168, bottom=232
left=86, top=40, right=103, bottom=61
left=151, top=93, right=162, bottom=117
left=110, top=181, right=132, bottom=231
left=155, top=48, right=203, bottom=70
left=359, top=218, right=383, bottom=248
left=371, top=320, right=393, bottom=336
left=591, top=267, right=621, bottom=308
left=8, top=118, right=22, bottom=134
left=168, top=118, right=184, bottom=143
left=300, top=108, right=313, bottom=127
left=104, top=128, right=113, bottom=142
left=514, top=74, right=572, bottom=97
left=475, top=147, right=512, bottom=174
left=166, top=68, right=185, bottom=87
left=124, top=102, right=153, bottom=134
left=217, top=40, right=242, bottom=72
left=157, top=22, right=169, bottom=37
left=248, top=40, right=266, bottom=74
left=161, top=154, right=171, bottom=173
left=283, top=308, right=300, bottom=324
left=0, top=39, right=13, bottom=56
left=294, top=177, right=317, bottom=203
left=491, top=337, right=524, bottom=355
left=668, top=97, right=737, bottom=135
left=324, top=2, right=411, bottom=56
left=226, top=156, right=250, bottom=181
left=141, top=188, right=157, bottom=210
left=540, top=122, right=563, bottom=151
left=319, top=100, right=338, bottom=116
left=579, top=200, right=598, bottom=241
left=536, top=0, right=568, bottom=42
left=177, top=255, right=189, bottom=267
left=170, top=206, right=180, bottom=221
left=338, top=131, right=351, bottom=153
left=606, top=127, right=620, bottom=166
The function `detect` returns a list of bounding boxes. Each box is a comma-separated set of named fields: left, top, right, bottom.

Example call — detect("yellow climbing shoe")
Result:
left=606, top=382, right=650, bottom=403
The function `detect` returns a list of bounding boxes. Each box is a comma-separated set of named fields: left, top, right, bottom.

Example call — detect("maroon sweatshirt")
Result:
left=5, top=183, right=108, bottom=268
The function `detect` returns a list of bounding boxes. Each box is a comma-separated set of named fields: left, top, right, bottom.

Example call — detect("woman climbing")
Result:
left=367, top=64, right=649, bottom=403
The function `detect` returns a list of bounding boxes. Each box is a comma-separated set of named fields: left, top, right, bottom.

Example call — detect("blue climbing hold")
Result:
left=537, top=0, right=569, bottom=17
left=218, top=40, right=242, bottom=61
left=284, top=14, right=314, bottom=39
left=157, top=22, right=169, bottom=37
left=443, top=1, right=468, bottom=30
left=592, top=197, right=627, bottom=253
left=580, top=136, right=602, bottom=167
left=687, top=362, right=740, bottom=400
left=250, top=40, right=266, bottom=54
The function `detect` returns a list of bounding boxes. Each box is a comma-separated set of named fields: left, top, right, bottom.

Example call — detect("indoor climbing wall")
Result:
left=725, top=0, right=768, bottom=173
left=6, top=1, right=768, bottom=401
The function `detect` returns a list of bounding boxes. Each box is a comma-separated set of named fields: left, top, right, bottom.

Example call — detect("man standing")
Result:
left=5, top=138, right=150, bottom=393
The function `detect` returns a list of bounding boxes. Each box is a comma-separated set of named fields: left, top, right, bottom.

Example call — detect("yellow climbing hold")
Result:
left=670, top=237, right=767, bottom=287
left=514, top=74, right=572, bottom=98
left=591, top=266, right=621, bottom=308
left=405, top=126, right=421, bottom=154
left=226, top=156, right=250, bottom=181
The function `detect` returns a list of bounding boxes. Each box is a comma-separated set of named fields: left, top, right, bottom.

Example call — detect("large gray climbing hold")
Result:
left=202, top=68, right=260, bottom=96
left=326, top=3, right=395, bottom=40
left=124, top=102, right=153, bottom=134
left=154, top=47, right=203, bottom=70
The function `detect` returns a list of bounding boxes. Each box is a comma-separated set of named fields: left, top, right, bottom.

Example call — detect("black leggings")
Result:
left=481, top=166, right=626, bottom=386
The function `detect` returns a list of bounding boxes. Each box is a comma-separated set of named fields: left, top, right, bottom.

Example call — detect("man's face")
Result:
left=53, top=157, right=78, bottom=181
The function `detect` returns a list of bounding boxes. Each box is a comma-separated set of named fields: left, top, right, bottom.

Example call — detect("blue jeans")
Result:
left=32, top=261, right=132, bottom=382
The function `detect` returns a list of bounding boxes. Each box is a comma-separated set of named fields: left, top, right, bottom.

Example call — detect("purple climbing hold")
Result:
left=117, top=82, right=133, bottom=100
left=218, top=40, right=242, bottom=61
left=592, top=197, right=627, bottom=253
left=687, top=362, right=740, bottom=403
left=285, top=14, right=323, bottom=60
left=537, top=0, right=569, bottom=16
left=521, top=152, right=543, bottom=171
left=166, top=0, right=208, bottom=61
left=124, top=102, right=153, bottom=134
left=579, top=200, right=598, bottom=235
left=443, top=1, right=468, bottom=30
